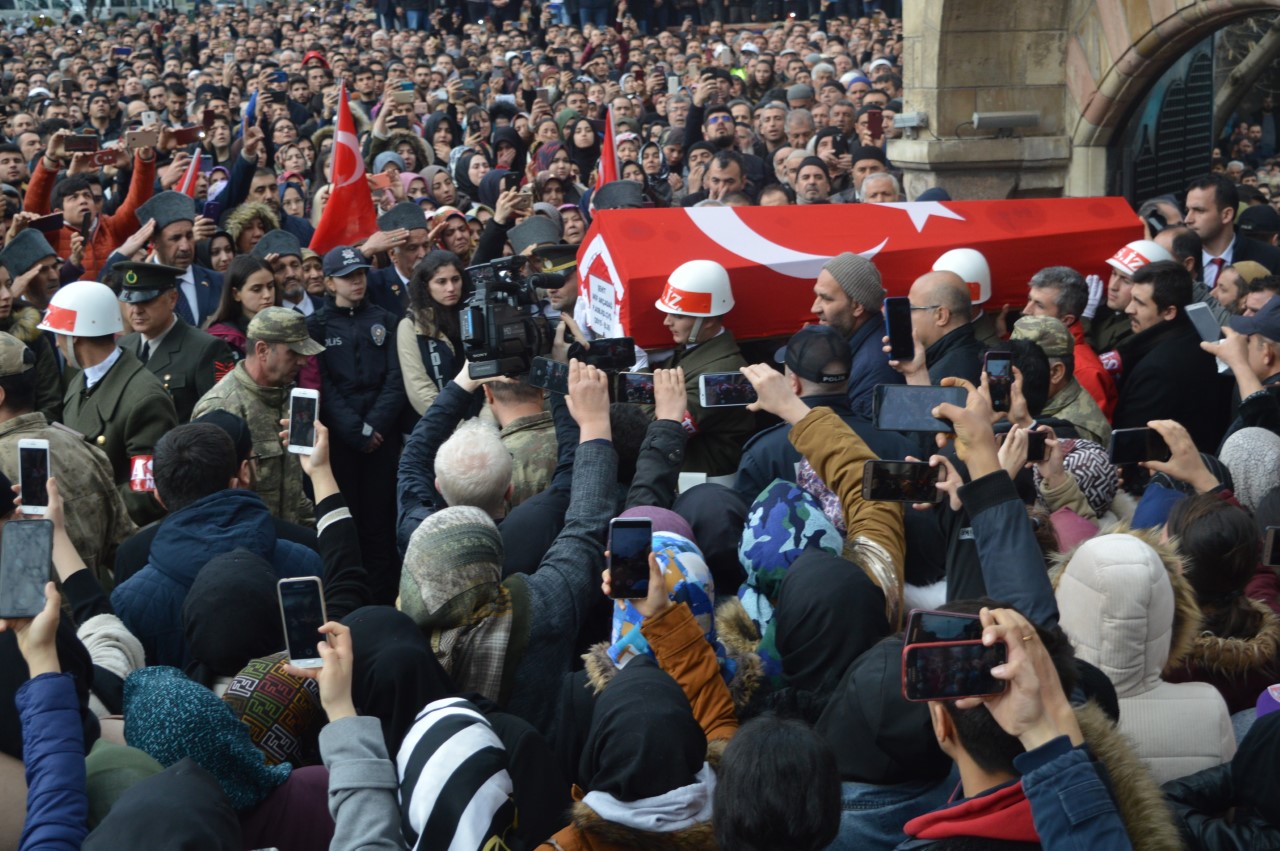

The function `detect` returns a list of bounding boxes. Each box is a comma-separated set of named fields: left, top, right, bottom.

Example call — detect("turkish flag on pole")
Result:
left=597, top=105, right=619, bottom=186
left=310, top=84, right=378, bottom=255
left=176, top=153, right=201, bottom=198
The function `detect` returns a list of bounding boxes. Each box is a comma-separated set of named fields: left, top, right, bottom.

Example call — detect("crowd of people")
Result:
left=0, top=1, right=1277, bottom=849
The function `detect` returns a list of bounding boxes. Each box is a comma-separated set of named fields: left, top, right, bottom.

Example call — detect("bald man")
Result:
left=908, top=270, right=987, bottom=384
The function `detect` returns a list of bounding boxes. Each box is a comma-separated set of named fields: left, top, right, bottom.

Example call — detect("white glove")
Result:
left=1083, top=274, right=1105, bottom=319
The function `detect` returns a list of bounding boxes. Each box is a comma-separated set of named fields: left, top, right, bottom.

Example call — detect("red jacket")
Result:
left=1070, top=320, right=1118, bottom=420
left=23, top=153, right=156, bottom=280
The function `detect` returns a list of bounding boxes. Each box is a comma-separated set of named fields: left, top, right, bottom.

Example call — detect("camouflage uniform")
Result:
left=499, top=410, right=557, bottom=508
left=1012, top=315, right=1112, bottom=446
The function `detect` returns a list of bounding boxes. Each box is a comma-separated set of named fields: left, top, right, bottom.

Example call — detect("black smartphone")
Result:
left=389, top=115, right=410, bottom=130
left=873, top=384, right=967, bottom=433
left=64, top=134, right=100, bottom=153
left=608, top=517, right=653, bottom=599
left=0, top=520, right=53, bottom=619
left=861, top=459, right=942, bottom=503
left=570, top=337, right=636, bottom=371
left=699, top=372, right=757, bottom=407
left=1264, top=526, right=1280, bottom=568
left=18, top=439, right=50, bottom=515
left=883, top=296, right=914, bottom=361
left=1107, top=427, right=1171, bottom=465
left=278, top=577, right=327, bottom=667
left=500, top=171, right=521, bottom=192
left=902, top=640, right=1008, bottom=702
left=1025, top=429, right=1049, bottom=463
left=905, top=609, right=985, bottom=645
left=170, top=126, right=204, bottom=145
left=865, top=109, right=883, bottom=138
left=29, top=213, right=64, bottom=233
left=269, top=91, right=288, bottom=105
left=528, top=356, right=569, bottom=395
left=288, top=389, right=319, bottom=455
left=985, top=351, right=1012, bottom=413
left=617, top=372, right=656, bottom=404
left=202, top=200, right=224, bottom=222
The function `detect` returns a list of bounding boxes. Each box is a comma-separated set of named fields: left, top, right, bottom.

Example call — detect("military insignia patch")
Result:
left=125, top=270, right=138, bottom=284
left=371, top=324, right=387, bottom=346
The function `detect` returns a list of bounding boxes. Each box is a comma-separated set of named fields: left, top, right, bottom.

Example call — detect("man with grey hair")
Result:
left=666, top=93, right=692, bottom=129
left=785, top=108, right=816, bottom=149
left=433, top=419, right=513, bottom=518
left=758, top=103, right=789, bottom=154
left=1025, top=266, right=1117, bottom=417
left=861, top=172, right=901, bottom=203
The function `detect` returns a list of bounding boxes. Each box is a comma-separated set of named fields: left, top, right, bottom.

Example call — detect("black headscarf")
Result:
left=453, top=150, right=489, bottom=201
left=0, top=615, right=98, bottom=759
left=565, top=117, right=601, bottom=182
left=579, top=656, right=705, bottom=801
left=476, top=167, right=508, bottom=209
left=343, top=606, right=456, bottom=753
left=1234, top=709, right=1280, bottom=826
left=194, top=230, right=233, bottom=271
left=673, top=483, right=748, bottom=596
left=492, top=126, right=528, bottom=176
left=182, top=549, right=284, bottom=687
left=423, top=112, right=462, bottom=154
left=82, top=758, right=241, bottom=850
left=774, top=551, right=890, bottom=697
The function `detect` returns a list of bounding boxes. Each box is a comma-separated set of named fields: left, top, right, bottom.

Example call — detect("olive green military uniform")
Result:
left=1012, top=315, right=1113, bottom=447
left=191, top=362, right=315, bottom=528
left=119, top=318, right=235, bottom=423
left=1085, top=309, right=1131, bottom=354
left=499, top=410, right=557, bottom=508
left=0, top=413, right=136, bottom=587
left=63, top=348, right=177, bottom=527
left=670, top=329, right=755, bottom=477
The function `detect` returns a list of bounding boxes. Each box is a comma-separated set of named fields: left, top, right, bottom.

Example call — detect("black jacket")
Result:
left=307, top=297, right=406, bottom=451
left=1232, top=233, right=1280, bottom=274
left=1113, top=314, right=1228, bottom=453
left=925, top=324, right=985, bottom=386
left=1164, top=763, right=1280, bottom=851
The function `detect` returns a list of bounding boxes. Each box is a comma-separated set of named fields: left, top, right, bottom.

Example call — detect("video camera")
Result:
left=462, top=256, right=552, bottom=379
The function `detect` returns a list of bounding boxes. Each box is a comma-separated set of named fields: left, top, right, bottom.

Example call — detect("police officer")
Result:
left=307, top=246, right=406, bottom=604
left=39, top=280, right=178, bottom=526
left=116, top=261, right=235, bottom=423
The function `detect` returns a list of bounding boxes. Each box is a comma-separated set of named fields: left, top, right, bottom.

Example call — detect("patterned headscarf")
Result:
left=222, top=652, right=324, bottom=768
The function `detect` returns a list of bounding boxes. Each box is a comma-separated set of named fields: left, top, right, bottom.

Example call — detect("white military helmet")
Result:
left=36, top=280, right=124, bottom=337
left=654, top=260, right=735, bottom=317
left=933, top=248, right=991, bottom=306
left=1105, top=239, right=1173, bottom=278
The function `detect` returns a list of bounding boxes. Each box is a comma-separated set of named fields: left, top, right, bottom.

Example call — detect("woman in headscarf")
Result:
left=475, top=167, right=509, bottom=210
left=565, top=116, right=602, bottom=182
left=533, top=172, right=569, bottom=207
left=639, top=140, right=673, bottom=205
left=452, top=148, right=491, bottom=207
left=279, top=181, right=307, bottom=220
left=401, top=171, right=429, bottom=200
left=204, top=256, right=279, bottom=360
left=83, top=759, right=241, bottom=850
left=534, top=141, right=583, bottom=203
left=422, top=164, right=462, bottom=209
left=422, top=112, right=462, bottom=165
left=181, top=548, right=284, bottom=691
left=492, top=125, right=529, bottom=175
left=1218, top=426, right=1280, bottom=513
left=396, top=249, right=468, bottom=416
left=194, top=229, right=235, bottom=275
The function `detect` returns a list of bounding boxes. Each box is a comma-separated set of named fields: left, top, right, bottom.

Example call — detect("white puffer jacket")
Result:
left=1054, top=530, right=1235, bottom=785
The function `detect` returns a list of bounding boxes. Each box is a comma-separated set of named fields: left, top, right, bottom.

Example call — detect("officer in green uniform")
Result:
left=115, top=261, right=234, bottom=423
left=39, top=280, right=178, bottom=526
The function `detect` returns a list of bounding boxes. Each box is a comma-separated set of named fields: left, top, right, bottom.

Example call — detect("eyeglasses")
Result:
left=707, top=114, right=733, bottom=125
left=909, top=304, right=939, bottom=312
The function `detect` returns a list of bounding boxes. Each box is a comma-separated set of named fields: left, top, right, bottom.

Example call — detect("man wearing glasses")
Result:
left=901, top=269, right=985, bottom=385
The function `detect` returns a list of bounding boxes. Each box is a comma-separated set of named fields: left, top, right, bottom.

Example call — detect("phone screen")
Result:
left=618, top=372, right=656, bottom=404
left=289, top=393, right=318, bottom=451
left=699, top=372, right=758, bottom=407
left=529, top=357, right=569, bottom=395
left=862, top=460, right=941, bottom=503
left=873, top=385, right=967, bottom=432
left=1265, top=527, right=1280, bottom=568
left=0, top=520, right=53, bottom=618
left=19, top=446, right=49, bottom=509
left=1025, top=429, right=1048, bottom=463
left=903, top=640, right=1007, bottom=701
left=29, top=213, right=64, bottom=233
left=65, top=135, right=100, bottom=153
left=1108, top=427, right=1170, bottom=465
left=905, top=610, right=985, bottom=645
left=866, top=109, right=884, bottom=138
left=608, top=518, right=653, bottom=599
left=883, top=297, right=914, bottom=361
left=579, top=337, right=636, bottom=371
left=985, top=352, right=1012, bottom=413
left=278, top=579, right=327, bottom=665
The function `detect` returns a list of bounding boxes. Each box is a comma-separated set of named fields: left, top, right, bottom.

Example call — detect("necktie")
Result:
left=1209, top=257, right=1225, bottom=287
left=139, top=341, right=150, bottom=364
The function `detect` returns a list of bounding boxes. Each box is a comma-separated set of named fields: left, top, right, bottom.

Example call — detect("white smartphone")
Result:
left=1186, top=302, right=1222, bottom=343
left=140, top=110, right=159, bottom=126
left=278, top=576, right=327, bottom=668
left=698, top=372, right=758, bottom=407
left=288, top=388, right=319, bottom=455
left=17, top=438, right=50, bottom=516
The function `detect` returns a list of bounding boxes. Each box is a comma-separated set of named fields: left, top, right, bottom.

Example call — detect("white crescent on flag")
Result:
left=333, top=129, right=364, bottom=188
left=684, top=207, right=887, bottom=279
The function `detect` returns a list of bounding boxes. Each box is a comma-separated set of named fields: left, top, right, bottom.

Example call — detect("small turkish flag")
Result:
left=310, top=84, right=378, bottom=255
left=597, top=105, right=619, bottom=187
left=176, top=153, right=202, bottom=199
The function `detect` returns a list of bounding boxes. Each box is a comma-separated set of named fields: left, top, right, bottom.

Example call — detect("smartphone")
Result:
left=28, top=213, right=64, bottom=234
left=389, top=115, right=410, bottom=130
left=865, top=109, right=884, bottom=139
left=268, top=70, right=288, bottom=84
left=1107, top=427, right=1171, bottom=465
left=985, top=351, right=1012, bottom=413
left=698, top=372, right=757, bottom=407
left=902, top=640, right=1008, bottom=702
left=872, top=384, right=967, bottom=433
left=668, top=75, right=680, bottom=95
left=288, top=388, right=319, bottom=454
left=883, top=296, right=914, bottom=361
left=89, top=150, right=120, bottom=167
left=169, top=125, right=204, bottom=145
left=64, top=134, right=100, bottom=153
left=861, top=459, right=942, bottom=503
left=1025, top=429, right=1049, bottom=463
left=617, top=372, right=656, bottom=404
left=201, top=108, right=217, bottom=129
left=536, top=86, right=551, bottom=102
left=391, top=89, right=415, bottom=104
left=905, top=609, right=985, bottom=645
left=269, top=91, right=288, bottom=105
left=1186, top=302, right=1222, bottom=343
left=112, top=45, right=133, bottom=56
left=528, top=356, right=569, bottom=395
left=500, top=171, right=522, bottom=192
left=277, top=577, right=327, bottom=668
left=18, top=438, right=50, bottom=515
left=0, top=520, right=53, bottom=618
left=607, top=517, right=653, bottom=599
left=123, top=127, right=159, bottom=149
left=202, top=200, right=224, bottom=222
left=368, top=172, right=394, bottom=190
left=1264, top=526, right=1280, bottom=568
left=197, top=154, right=214, bottom=174
left=571, top=337, right=636, bottom=371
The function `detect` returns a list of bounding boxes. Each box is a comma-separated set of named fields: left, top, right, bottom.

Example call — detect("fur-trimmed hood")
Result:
left=581, top=636, right=762, bottom=715
left=0, top=303, right=44, bottom=345
left=543, top=802, right=718, bottom=851
left=370, top=130, right=433, bottom=171
left=221, top=201, right=280, bottom=241
left=1181, top=597, right=1280, bottom=678
left=1051, top=524, right=1203, bottom=695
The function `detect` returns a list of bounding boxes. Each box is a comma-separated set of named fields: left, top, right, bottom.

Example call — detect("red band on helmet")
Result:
left=659, top=285, right=712, bottom=314
left=42, top=304, right=78, bottom=333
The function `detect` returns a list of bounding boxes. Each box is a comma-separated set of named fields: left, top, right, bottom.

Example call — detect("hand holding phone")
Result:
left=862, top=460, right=943, bottom=503
left=902, top=639, right=1007, bottom=701
left=18, top=439, right=50, bottom=516
left=278, top=577, right=327, bottom=667
left=0, top=520, right=54, bottom=619
left=698, top=372, right=757, bottom=407
left=984, top=351, right=1012, bottom=413
left=288, top=389, right=319, bottom=455
left=1107, top=427, right=1170, bottom=465
left=607, top=517, right=653, bottom=599
left=883, top=296, right=915, bottom=362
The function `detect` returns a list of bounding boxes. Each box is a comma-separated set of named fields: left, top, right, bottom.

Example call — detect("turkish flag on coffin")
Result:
left=575, top=197, right=1143, bottom=350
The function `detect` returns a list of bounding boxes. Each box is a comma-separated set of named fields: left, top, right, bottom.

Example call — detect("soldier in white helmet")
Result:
left=39, top=280, right=178, bottom=526
left=654, top=259, right=754, bottom=476
left=1088, top=238, right=1174, bottom=353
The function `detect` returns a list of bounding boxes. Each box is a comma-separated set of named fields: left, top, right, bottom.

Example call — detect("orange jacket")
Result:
left=1070, top=320, right=1118, bottom=420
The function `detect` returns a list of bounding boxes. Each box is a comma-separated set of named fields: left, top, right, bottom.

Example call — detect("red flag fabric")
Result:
left=597, top=105, right=619, bottom=186
left=176, top=153, right=201, bottom=198
left=310, top=84, right=378, bottom=254
left=575, top=197, right=1143, bottom=349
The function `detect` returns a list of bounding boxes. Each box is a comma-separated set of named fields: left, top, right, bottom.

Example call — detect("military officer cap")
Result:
left=509, top=216, right=561, bottom=256
left=0, top=228, right=56, bottom=277
left=250, top=229, right=303, bottom=262
left=248, top=307, right=326, bottom=356
left=377, top=202, right=429, bottom=233
left=136, top=190, right=196, bottom=232
left=1010, top=315, right=1073, bottom=359
left=529, top=243, right=577, bottom=274
left=116, top=261, right=184, bottom=304
left=591, top=180, right=646, bottom=211
left=0, top=331, right=35, bottom=377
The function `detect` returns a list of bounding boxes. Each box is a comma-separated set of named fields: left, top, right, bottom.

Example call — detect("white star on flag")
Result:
left=881, top=201, right=967, bottom=233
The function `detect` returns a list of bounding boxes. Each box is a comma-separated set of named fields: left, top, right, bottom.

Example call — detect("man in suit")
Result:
left=1185, top=173, right=1280, bottom=287
left=364, top=201, right=429, bottom=320
left=253, top=229, right=322, bottom=317
left=133, top=191, right=223, bottom=327
left=38, top=280, right=178, bottom=526
left=116, top=261, right=234, bottom=423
